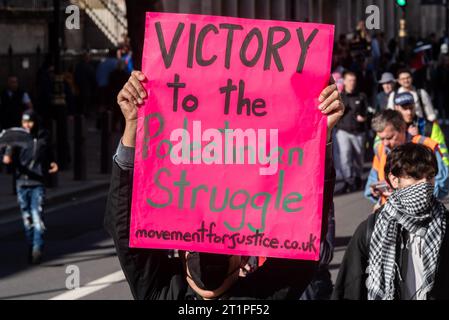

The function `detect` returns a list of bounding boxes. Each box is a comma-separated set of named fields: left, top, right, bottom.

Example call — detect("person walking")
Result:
left=387, top=69, right=437, bottom=122
left=2, top=110, right=58, bottom=264
left=392, top=92, right=449, bottom=166
left=333, top=143, right=449, bottom=300
left=364, top=110, right=449, bottom=206
left=375, top=72, right=395, bottom=112
left=334, top=71, right=368, bottom=192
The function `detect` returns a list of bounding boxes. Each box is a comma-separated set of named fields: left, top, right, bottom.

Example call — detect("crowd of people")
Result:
left=332, top=22, right=449, bottom=196
left=2, top=19, right=449, bottom=300
left=103, top=20, right=449, bottom=300
left=0, top=38, right=134, bottom=133
left=330, top=23, right=449, bottom=299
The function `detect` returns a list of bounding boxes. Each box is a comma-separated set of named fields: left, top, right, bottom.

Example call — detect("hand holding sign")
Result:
left=318, top=82, right=344, bottom=140
left=127, top=13, right=336, bottom=260
left=117, top=71, right=147, bottom=147
left=118, top=71, right=147, bottom=111
left=118, top=74, right=343, bottom=147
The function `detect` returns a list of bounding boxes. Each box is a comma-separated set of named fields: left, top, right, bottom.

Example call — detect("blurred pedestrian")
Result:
left=375, top=72, right=395, bottom=112
left=364, top=110, right=448, bottom=206
left=333, top=143, right=449, bottom=300
left=410, top=41, right=432, bottom=90
left=387, top=69, right=437, bottom=122
left=0, top=76, right=33, bottom=130
left=63, top=68, right=79, bottom=116
left=392, top=92, right=449, bottom=166
left=432, top=54, right=449, bottom=122
left=108, top=60, right=129, bottom=132
left=96, top=48, right=118, bottom=112
left=118, top=44, right=134, bottom=75
left=35, top=56, right=54, bottom=130
left=371, top=32, right=385, bottom=75
left=349, top=21, right=370, bottom=57
left=2, top=110, right=58, bottom=264
left=350, top=54, right=375, bottom=101
left=334, top=72, right=368, bottom=192
left=75, top=52, right=96, bottom=116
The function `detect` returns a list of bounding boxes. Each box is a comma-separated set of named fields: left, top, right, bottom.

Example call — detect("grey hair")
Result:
left=371, top=110, right=406, bottom=133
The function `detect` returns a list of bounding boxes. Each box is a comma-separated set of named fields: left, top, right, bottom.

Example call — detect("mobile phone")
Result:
left=371, top=181, right=389, bottom=193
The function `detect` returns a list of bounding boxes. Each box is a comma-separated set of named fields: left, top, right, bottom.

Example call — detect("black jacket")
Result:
left=332, top=211, right=449, bottom=300
left=104, top=143, right=336, bottom=300
left=8, top=129, right=55, bottom=187
left=336, top=91, right=368, bottom=134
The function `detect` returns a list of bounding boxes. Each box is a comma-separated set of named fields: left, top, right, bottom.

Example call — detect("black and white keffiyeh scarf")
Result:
left=366, top=182, right=447, bottom=300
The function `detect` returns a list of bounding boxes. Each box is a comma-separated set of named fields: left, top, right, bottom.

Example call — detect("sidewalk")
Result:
left=0, top=116, right=121, bottom=218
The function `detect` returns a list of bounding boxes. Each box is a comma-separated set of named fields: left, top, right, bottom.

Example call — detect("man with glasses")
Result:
left=387, top=69, right=436, bottom=122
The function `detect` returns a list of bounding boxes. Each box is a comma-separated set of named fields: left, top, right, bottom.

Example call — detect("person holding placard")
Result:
left=103, top=70, right=344, bottom=300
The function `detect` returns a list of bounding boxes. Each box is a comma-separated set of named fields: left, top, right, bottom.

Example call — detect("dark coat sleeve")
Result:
left=358, top=93, right=368, bottom=117
left=331, top=217, right=370, bottom=300
left=104, top=138, right=335, bottom=300
left=104, top=161, right=184, bottom=300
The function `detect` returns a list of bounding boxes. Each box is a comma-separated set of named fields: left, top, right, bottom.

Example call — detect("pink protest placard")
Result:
left=130, top=12, right=334, bottom=260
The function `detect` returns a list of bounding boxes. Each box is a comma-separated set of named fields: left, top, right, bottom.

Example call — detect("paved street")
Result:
left=3, top=0, right=449, bottom=305
left=330, top=190, right=373, bottom=282
left=0, top=182, right=371, bottom=300
left=0, top=193, right=132, bottom=300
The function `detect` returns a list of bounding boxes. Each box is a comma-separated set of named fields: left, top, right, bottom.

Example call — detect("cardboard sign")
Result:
left=130, top=12, right=334, bottom=260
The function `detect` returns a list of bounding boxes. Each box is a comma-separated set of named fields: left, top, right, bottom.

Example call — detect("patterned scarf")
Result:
left=366, top=182, right=447, bottom=300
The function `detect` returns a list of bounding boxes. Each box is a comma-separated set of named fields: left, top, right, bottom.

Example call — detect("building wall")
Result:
left=333, top=0, right=447, bottom=39
left=158, top=0, right=447, bottom=41
left=0, top=22, right=47, bottom=54
left=63, top=10, right=112, bottom=51
left=0, top=0, right=121, bottom=54
left=2, top=0, right=446, bottom=55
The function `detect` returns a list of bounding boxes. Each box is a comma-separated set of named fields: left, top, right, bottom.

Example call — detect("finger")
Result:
left=318, top=84, right=337, bottom=102
left=125, top=82, right=142, bottom=104
left=117, top=88, right=129, bottom=103
left=119, top=99, right=139, bottom=113
left=118, top=88, right=137, bottom=105
left=321, top=97, right=342, bottom=115
left=131, top=70, right=146, bottom=82
left=129, top=76, right=147, bottom=99
left=118, top=89, right=143, bottom=112
left=118, top=99, right=138, bottom=116
left=319, top=90, right=340, bottom=111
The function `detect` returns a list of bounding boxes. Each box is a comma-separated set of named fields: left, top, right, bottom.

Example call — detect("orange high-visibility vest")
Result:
left=373, top=135, right=440, bottom=204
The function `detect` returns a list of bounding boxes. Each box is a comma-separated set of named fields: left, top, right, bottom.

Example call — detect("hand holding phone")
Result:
left=370, top=181, right=391, bottom=197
